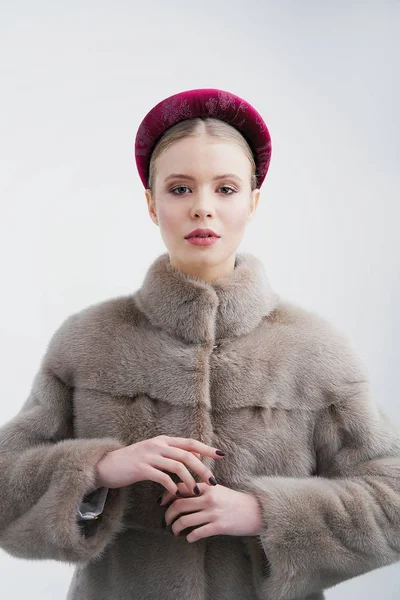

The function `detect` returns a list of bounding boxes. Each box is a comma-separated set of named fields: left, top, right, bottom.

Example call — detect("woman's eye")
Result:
left=169, top=185, right=237, bottom=195
left=219, top=186, right=236, bottom=194
left=170, top=186, right=191, bottom=194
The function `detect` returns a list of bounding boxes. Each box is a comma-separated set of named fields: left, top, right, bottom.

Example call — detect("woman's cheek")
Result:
left=225, top=210, right=248, bottom=240
left=158, top=208, right=182, bottom=243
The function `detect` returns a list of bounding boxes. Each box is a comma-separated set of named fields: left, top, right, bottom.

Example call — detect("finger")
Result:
left=176, top=481, right=193, bottom=495
left=165, top=481, right=208, bottom=504
left=165, top=437, right=226, bottom=458
left=186, top=522, right=217, bottom=543
left=161, top=447, right=218, bottom=487
left=165, top=496, right=205, bottom=526
left=171, top=509, right=211, bottom=537
left=154, top=457, right=198, bottom=496
left=160, top=481, right=193, bottom=506
left=147, top=467, right=183, bottom=496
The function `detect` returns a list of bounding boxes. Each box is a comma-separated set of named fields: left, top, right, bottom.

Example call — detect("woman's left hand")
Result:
left=161, top=481, right=264, bottom=543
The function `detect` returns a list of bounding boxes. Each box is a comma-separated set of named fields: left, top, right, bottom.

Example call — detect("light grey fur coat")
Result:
left=1, top=251, right=400, bottom=600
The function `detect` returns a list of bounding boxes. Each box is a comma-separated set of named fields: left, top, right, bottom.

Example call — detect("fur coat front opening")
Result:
left=1, top=251, right=400, bottom=600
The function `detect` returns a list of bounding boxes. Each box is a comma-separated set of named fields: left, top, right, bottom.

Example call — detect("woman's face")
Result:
left=145, top=134, right=260, bottom=280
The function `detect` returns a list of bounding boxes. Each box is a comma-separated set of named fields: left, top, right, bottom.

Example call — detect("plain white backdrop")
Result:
left=0, top=1, right=399, bottom=597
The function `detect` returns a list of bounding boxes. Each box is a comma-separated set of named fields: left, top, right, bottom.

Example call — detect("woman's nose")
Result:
left=191, top=196, right=215, bottom=218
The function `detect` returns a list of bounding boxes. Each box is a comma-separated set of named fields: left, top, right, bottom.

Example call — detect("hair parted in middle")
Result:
left=147, top=117, right=258, bottom=193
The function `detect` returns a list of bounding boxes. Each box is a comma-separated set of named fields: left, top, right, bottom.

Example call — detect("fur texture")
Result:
left=1, top=251, right=400, bottom=600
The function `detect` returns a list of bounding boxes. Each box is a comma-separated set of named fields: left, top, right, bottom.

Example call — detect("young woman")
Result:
left=1, top=88, right=400, bottom=600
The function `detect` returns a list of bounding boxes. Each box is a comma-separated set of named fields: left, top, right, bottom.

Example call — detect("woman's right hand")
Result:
left=94, top=435, right=226, bottom=496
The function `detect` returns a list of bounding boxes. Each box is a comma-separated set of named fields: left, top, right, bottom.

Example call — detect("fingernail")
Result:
left=176, top=490, right=182, bottom=497
left=209, top=476, right=217, bottom=486
left=215, top=450, right=225, bottom=456
left=194, top=485, right=200, bottom=495
left=157, top=496, right=163, bottom=504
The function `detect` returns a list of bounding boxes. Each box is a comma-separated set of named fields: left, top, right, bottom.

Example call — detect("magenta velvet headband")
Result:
left=134, top=88, right=272, bottom=189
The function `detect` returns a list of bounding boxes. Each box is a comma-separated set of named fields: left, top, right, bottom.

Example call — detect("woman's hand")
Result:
left=95, top=435, right=225, bottom=496
left=161, top=481, right=264, bottom=543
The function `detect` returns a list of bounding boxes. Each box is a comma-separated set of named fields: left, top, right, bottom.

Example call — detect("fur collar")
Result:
left=135, top=252, right=280, bottom=345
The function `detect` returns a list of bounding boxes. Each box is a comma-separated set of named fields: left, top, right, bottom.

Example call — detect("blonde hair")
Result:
left=147, top=117, right=258, bottom=192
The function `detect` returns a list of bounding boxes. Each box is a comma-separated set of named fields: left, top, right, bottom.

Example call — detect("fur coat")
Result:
left=1, top=251, right=400, bottom=600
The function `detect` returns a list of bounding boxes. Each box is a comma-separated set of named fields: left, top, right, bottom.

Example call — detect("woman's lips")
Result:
left=185, top=236, right=220, bottom=246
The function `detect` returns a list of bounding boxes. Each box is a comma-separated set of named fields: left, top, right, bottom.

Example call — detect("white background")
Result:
left=0, top=1, right=399, bottom=597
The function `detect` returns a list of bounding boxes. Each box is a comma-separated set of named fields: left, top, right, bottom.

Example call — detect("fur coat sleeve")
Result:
left=237, top=316, right=400, bottom=600
left=0, top=315, right=129, bottom=564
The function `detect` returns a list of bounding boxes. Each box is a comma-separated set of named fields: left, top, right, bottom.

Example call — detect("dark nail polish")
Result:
left=209, top=476, right=217, bottom=486
left=176, top=490, right=182, bottom=497
left=215, top=450, right=225, bottom=456
left=194, top=485, right=200, bottom=495
left=157, top=496, right=163, bottom=504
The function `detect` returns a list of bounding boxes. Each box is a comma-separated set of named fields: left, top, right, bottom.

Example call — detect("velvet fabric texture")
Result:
left=1, top=252, right=400, bottom=600
left=134, top=88, right=272, bottom=189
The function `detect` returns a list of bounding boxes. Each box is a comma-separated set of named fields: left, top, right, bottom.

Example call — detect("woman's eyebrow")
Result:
left=164, top=173, right=243, bottom=183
